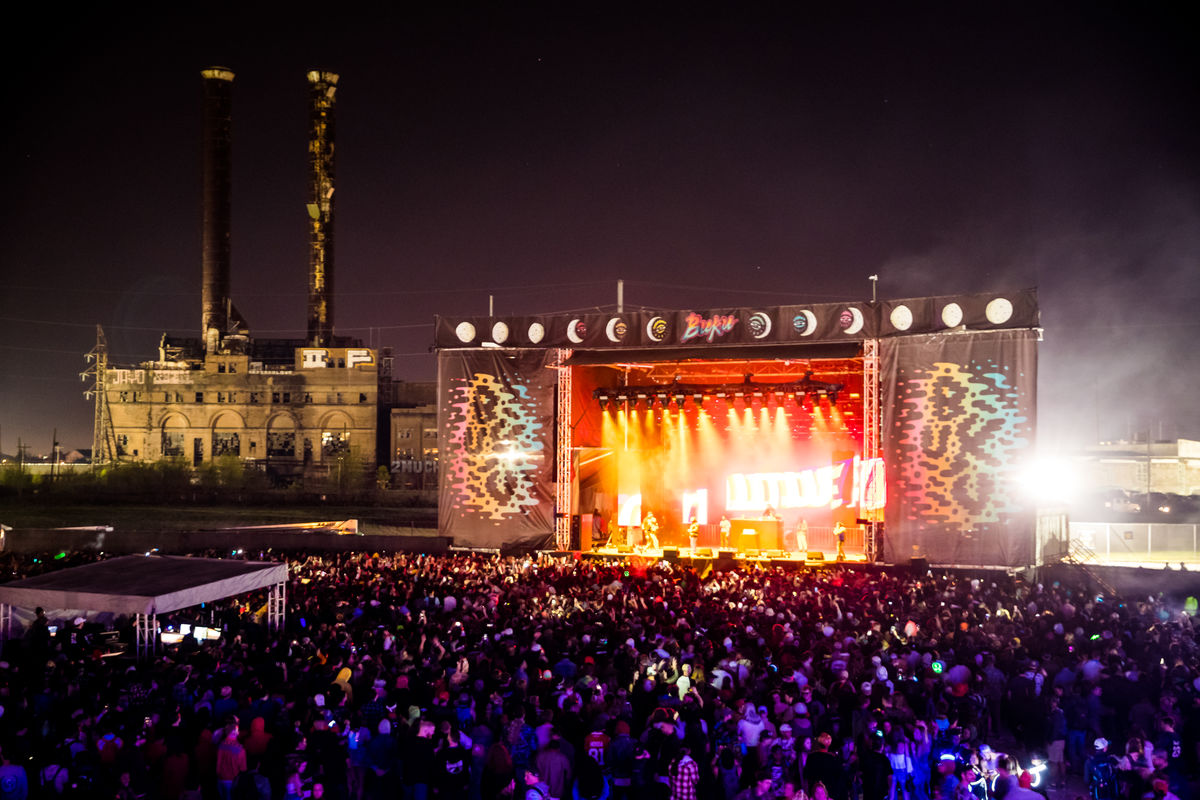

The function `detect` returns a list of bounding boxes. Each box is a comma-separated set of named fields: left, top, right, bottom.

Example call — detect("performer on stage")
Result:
left=835, top=521, right=846, bottom=561
left=591, top=508, right=605, bottom=547
left=604, top=524, right=626, bottom=549
left=641, top=511, right=660, bottom=550
left=719, top=515, right=731, bottom=548
left=797, top=519, right=808, bottom=554
left=687, top=515, right=700, bottom=553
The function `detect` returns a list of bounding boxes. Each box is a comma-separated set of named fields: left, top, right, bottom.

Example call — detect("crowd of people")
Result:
left=0, top=549, right=1197, bottom=800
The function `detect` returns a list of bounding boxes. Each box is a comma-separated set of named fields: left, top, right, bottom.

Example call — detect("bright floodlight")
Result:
left=1016, top=456, right=1081, bottom=505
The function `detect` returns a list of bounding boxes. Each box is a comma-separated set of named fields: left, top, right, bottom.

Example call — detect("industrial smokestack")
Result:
left=201, top=67, right=234, bottom=353
left=306, top=70, right=338, bottom=347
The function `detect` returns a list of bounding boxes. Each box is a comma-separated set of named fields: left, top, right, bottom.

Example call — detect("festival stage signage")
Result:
left=724, top=456, right=886, bottom=513
left=437, top=349, right=557, bottom=548
left=434, top=290, right=1038, bottom=350
left=880, top=329, right=1037, bottom=567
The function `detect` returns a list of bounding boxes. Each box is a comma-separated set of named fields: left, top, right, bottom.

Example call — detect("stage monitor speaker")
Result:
left=662, top=546, right=680, bottom=563
left=807, top=551, right=825, bottom=561
left=909, top=556, right=929, bottom=572
left=616, top=545, right=632, bottom=553
left=694, top=547, right=713, bottom=558
left=717, top=547, right=737, bottom=556
left=766, top=550, right=785, bottom=558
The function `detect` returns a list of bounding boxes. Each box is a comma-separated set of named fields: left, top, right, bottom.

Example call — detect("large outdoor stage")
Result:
left=433, top=291, right=1041, bottom=569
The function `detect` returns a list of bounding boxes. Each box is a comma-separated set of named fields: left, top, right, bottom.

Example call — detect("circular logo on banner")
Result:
left=605, top=317, right=627, bottom=342
left=985, top=297, right=1013, bottom=324
left=889, top=305, right=913, bottom=331
left=455, top=321, right=476, bottom=343
left=748, top=311, right=772, bottom=339
left=941, top=302, right=963, bottom=328
left=646, top=316, right=669, bottom=342
left=567, top=318, right=587, bottom=344
left=793, top=310, right=817, bottom=336
left=527, top=322, right=545, bottom=344
left=840, top=307, right=864, bottom=335
left=491, top=321, right=510, bottom=344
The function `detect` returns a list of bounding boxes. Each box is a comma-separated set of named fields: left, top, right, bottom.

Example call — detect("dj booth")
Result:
left=732, top=518, right=782, bottom=551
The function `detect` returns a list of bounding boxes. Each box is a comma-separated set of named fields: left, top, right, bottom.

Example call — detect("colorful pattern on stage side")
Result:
left=437, top=350, right=557, bottom=548
left=881, top=329, right=1037, bottom=566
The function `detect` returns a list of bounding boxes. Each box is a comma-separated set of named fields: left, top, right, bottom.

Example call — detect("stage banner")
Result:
left=437, top=349, right=557, bottom=549
left=881, top=329, right=1037, bottom=566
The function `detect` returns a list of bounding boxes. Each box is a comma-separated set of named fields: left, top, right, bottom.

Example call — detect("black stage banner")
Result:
left=437, top=349, right=557, bottom=549
left=880, top=329, right=1037, bottom=567
left=434, top=290, right=1037, bottom=350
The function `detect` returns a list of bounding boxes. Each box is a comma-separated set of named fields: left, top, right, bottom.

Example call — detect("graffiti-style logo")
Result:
left=892, top=360, right=1029, bottom=524
left=446, top=373, right=544, bottom=519
left=680, top=312, right=738, bottom=344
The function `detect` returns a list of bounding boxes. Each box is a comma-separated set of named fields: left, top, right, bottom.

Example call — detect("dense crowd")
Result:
left=0, top=551, right=1197, bottom=800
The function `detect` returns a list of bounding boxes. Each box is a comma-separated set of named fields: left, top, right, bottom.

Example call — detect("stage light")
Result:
left=829, top=391, right=839, bottom=405
left=1015, top=456, right=1080, bottom=505
left=693, top=393, right=703, bottom=406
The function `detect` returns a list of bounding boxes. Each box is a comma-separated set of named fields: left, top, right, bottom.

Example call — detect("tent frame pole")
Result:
left=135, top=612, right=158, bottom=661
left=269, top=581, right=286, bottom=632
left=0, top=602, right=9, bottom=654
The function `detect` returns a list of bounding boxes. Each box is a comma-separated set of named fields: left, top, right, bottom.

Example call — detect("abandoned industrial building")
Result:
left=91, top=68, right=435, bottom=483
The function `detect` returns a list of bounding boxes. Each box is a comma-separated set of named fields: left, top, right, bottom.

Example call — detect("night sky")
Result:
left=3, top=4, right=1198, bottom=455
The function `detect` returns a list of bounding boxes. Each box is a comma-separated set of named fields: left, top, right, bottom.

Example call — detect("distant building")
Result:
left=104, top=336, right=383, bottom=477
left=1077, top=438, right=1200, bottom=497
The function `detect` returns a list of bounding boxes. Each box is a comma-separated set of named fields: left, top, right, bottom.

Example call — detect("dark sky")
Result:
left=3, top=3, right=1198, bottom=454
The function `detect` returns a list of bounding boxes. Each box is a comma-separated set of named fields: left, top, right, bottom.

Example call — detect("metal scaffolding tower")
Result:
left=83, top=325, right=116, bottom=468
left=862, top=337, right=881, bottom=560
left=555, top=349, right=573, bottom=550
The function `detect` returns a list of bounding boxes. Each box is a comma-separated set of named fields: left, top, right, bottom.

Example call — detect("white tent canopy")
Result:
left=0, top=555, right=287, bottom=657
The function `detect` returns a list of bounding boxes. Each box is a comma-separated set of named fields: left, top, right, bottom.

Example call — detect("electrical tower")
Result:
left=83, top=325, right=116, bottom=468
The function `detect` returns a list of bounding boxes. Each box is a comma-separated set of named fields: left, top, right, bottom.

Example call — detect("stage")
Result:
left=577, top=545, right=869, bottom=569
left=435, top=292, right=1040, bottom=568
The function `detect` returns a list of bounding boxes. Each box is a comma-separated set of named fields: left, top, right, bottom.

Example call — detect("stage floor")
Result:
left=578, top=546, right=868, bottom=567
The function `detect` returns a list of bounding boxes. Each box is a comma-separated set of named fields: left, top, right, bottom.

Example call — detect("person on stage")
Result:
left=687, top=515, right=700, bottom=553
left=835, top=521, right=846, bottom=561
left=719, top=515, right=731, bottom=548
left=642, top=511, right=660, bottom=551
left=591, top=508, right=605, bottom=547
left=797, top=519, right=808, bottom=554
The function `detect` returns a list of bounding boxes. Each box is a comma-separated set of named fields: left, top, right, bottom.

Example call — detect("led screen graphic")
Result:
left=881, top=329, right=1037, bottom=566
left=437, top=350, right=557, bottom=548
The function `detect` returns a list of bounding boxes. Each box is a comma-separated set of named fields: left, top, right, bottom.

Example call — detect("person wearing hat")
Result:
left=523, top=762, right=552, bottom=800
left=1086, top=738, right=1118, bottom=800
left=1006, top=771, right=1043, bottom=800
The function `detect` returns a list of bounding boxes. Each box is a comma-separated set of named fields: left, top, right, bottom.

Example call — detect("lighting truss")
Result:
left=593, top=372, right=844, bottom=407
